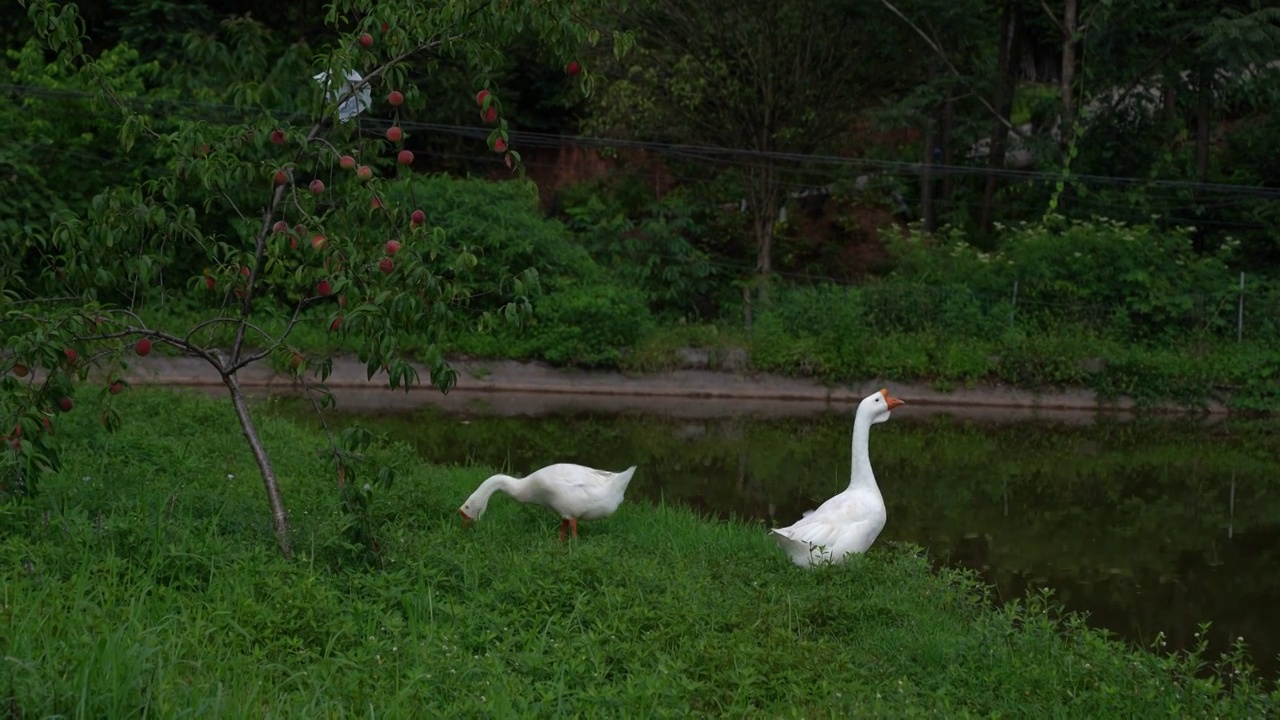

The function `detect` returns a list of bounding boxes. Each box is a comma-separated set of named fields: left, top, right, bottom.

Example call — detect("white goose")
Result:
left=770, top=388, right=904, bottom=567
left=458, top=462, right=637, bottom=541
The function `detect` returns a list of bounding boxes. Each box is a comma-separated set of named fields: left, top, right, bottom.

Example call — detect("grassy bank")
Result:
left=3, top=388, right=1277, bottom=716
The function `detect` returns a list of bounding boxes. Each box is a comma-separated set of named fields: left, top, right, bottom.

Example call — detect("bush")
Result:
left=0, top=40, right=167, bottom=297
left=367, top=173, right=601, bottom=308
left=526, top=282, right=654, bottom=367
left=559, top=176, right=721, bottom=319
left=884, top=215, right=1247, bottom=342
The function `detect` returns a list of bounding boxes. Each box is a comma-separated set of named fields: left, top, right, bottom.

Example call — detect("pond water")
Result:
left=268, top=389, right=1280, bottom=678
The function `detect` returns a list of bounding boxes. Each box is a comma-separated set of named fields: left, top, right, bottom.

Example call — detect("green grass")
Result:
left=2, top=388, right=1277, bottom=717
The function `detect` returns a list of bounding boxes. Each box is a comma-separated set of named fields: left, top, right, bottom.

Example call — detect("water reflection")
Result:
left=268, top=389, right=1280, bottom=678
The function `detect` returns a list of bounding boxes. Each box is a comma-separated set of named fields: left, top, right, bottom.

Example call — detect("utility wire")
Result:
left=5, top=81, right=1279, bottom=200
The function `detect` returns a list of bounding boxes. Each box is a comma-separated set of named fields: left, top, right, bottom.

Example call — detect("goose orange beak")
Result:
left=880, top=388, right=905, bottom=410
left=458, top=508, right=474, bottom=527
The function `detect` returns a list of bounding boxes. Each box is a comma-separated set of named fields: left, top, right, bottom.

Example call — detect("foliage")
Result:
left=3, top=388, right=1277, bottom=716
left=373, top=173, right=600, bottom=306
left=885, top=215, right=1248, bottom=342
left=2, top=0, right=630, bottom=558
left=737, top=213, right=1280, bottom=408
left=524, top=282, right=655, bottom=367
left=558, top=176, right=721, bottom=318
left=0, top=39, right=168, bottom=295
left=585, top=0, right=912, bottom=299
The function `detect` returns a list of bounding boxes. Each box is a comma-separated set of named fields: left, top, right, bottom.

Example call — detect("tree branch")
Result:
left=226, top=295, right=318, bottom=374
left=876, top=0, right=1028, bottom=140
left=183, top=315, right=241, bottom=347
left=1041, top=1, right=1066, bottom=34
left=227, top=33, right=457, bottom=370
left=71, top=322, right=222, bottom=370
left=302, top=375, right=341, bottom=461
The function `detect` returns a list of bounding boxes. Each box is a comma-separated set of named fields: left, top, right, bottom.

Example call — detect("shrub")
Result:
left=526, top=282, right=654, bottom=367
left=883, top=216, right=1245, bottom=342
left=560, top=177, right=720, bottom=319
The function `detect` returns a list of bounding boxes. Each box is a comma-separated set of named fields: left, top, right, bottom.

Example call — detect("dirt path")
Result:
left=116, top=353, right=1227, bottom=416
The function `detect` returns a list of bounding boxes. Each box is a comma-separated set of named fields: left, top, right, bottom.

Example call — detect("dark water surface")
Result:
left=267, top=389, right=1280, bottom=678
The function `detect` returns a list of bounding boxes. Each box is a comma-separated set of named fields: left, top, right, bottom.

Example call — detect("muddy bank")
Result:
left=114, top=353, right=1227, bottom=417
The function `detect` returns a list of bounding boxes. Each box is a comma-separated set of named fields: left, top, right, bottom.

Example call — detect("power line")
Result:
left=4, top=81, right=1280, bottom=200
left=2, top=125, right=1270, bottom=234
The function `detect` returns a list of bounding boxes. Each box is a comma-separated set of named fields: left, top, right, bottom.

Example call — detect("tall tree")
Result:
left=586, top=0, right=908, bottom=305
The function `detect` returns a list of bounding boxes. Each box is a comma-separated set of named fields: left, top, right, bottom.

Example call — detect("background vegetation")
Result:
left=5, top=1, right=1280, bottom=410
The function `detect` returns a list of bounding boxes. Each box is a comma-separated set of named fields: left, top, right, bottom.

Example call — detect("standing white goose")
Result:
left=770, top=388, right=904, bottom=567
left=458, top=462, right=637, bottom=541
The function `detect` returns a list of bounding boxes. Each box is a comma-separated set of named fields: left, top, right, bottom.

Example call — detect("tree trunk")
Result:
left=225, top=371, right=293, bottom=558
left=1162, top=79, right=1178, bottom=135
left=1058, top=0, right=1078, bottom=148
left=921, top=117, right=936, bottom=232
left=749, top=163, right=779, bottom=306
left=921, top=66, right=938, bottom=232
left=1194, top=64, right=1213, bottom=182
left=941, top=91, right=955, bottom=211
left=1192, top=64, right=1214, bottom=253
left=979, top=0, right=1019, bottom=234
left=753, top=209, right=775, bottom=306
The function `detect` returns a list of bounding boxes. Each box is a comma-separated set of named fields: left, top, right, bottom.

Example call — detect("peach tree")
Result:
left=2, top=0, right=631, bottom=558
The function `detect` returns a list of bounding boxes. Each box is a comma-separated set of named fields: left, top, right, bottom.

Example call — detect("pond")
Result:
left=268, top=388, right=1280, bottom=679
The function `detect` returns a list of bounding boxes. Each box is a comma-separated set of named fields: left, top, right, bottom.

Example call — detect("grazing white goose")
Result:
left=770, top=388, right=904, bottom=567
left=458, top=462, right=637, bottom=541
